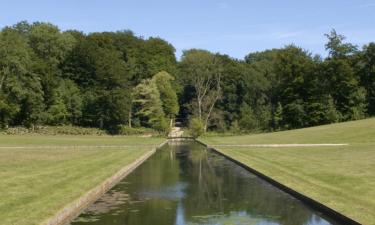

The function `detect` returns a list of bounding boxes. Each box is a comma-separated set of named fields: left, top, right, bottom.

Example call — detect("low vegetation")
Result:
left=202, top=118, right=375, bottom=225
left=0, top=135, right=164, bottom=225
left=1, top=125, right=106, bottom=135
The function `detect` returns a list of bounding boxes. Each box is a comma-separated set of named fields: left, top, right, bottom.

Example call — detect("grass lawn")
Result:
left=0, top=135, right=164, bottom=225
left=201, top=118, right=375, bottom=225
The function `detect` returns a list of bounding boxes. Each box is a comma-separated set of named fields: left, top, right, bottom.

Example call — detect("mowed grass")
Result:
left=202, top=118, right=375, bottom=225
left=0, top=135, right=164, bottom=225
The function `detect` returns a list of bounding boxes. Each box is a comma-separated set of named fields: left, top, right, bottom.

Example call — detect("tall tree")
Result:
left=358, top=43, right=375, bottom=115
left=179, top=49, right=223, bottom=131
left=133, top=79, right=168, bottom=132
left=0, top=27, right=45, bottom=128
left=324, top=30, right=366, bottom=120
left=152, top=71, right=179, bottom=126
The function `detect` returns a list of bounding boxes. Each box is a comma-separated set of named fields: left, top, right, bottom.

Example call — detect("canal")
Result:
left=70, top=141, right=341, bottom=225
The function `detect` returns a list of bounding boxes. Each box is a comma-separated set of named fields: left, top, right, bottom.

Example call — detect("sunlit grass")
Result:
left=202, top=118, right=375, bottom=225
left=0, top=135, right=164, bottom=225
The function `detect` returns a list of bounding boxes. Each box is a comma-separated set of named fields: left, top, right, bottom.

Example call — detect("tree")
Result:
left=152, top=71, right=179, bottom=126
left=0, top=27, right=45, bottom=128
left=239, top=103, right=257, bottom=131
left=325, top=29, right=357, bottom=59
left=358, top=43, right=375, bottom=115
left=189, top=117, right=204, bottom=139
left=325, top=95, right=341, bottom=123
left=47, top=96, right=68, bottom=125
left=323, top=30, right=366, bottom=120
left=273, top=102, right=283, bottom=130
left=144, top=38, right=177, bottom=76
left=133, top=79, right=168, bottom=132
left=274, top=45, right=313, bottom=128
left=179, top=49, right=223, bottom=132
left=52, top=79, right=83, bottom=124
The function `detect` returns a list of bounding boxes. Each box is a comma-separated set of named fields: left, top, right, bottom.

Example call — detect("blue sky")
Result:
left=1, top=0, right=374, bottom=59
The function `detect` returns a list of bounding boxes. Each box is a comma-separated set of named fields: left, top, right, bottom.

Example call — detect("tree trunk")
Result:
left=197, top=97, right=202, bottom=121
left=128, top=110, right=132, bottom=128
left=0, top=74, right=6, bottom=91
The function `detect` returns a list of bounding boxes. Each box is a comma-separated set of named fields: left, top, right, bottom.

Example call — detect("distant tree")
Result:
left=133, top=79, right=168, bottom=132
left=144, top=38, right=177, bottom=76
left=324, top=95, right=341, bottom=123
left=28, top=22, right=76, bottom=107
left=229, top=120, right=241, bottom=134
left=347, top=87, right=367, bottom=120
left=152, top=71, right=179, bottom=126
left=325, top=29, right=358, bottom=59
left=274, top=45, right=313, bottom=128
left=189, top=117, right=204, bottom=139
left=358, top=43, right=375, bottom=115
left=0, top=27, right=45, bottom=128
left=273, top=102, right=283, bottom=130
left=179, top=49, right=223, bottom=132
left=47, top=95, right=68, bottom=125
left=239, top=103, right=257, bottom=131
left=53, top=79, right=83, bottom=124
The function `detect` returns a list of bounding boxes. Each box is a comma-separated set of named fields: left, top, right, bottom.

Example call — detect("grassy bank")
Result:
left=201, top=118, right=375, bottom=225
left=0, top=135, right=163, bottom=225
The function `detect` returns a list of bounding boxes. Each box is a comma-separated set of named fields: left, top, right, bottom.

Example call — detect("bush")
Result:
left=117, top=125, right=158, bottom=136
left=188, top=118, right=204, bottom=139
left=2, top=126, right=106, bottom=135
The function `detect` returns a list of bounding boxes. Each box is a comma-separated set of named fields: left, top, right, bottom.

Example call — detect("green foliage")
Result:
left=47, top=97, right=68, bottom=125
left=0, top=96, right=19, bottom=128
left=324, top=96, right=341, bottom=123
left=229, top=120, right=241, bottom=134
left=179, top=49, right=223, bottom=131
left=0, top=21, right=374, bottom=133
left=152, top=71, right=179, bottom=118
left=188, top=117, right=204, bottom=139
left=358, top=43, right=375, bottom=115
left=116, top=125, right=158, bottom=136
left=273, top=102, right=283, bottom=130
left=133, top=79, right=168, bottom=132
left=325, top=29, right=357, bottom=59
left=239, top=103, right=257, bottom=131
left=2, top=125, right=106, bottom=135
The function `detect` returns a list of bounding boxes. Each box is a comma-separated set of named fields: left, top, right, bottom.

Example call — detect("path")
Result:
left=168, top=127, right=184, bottom=138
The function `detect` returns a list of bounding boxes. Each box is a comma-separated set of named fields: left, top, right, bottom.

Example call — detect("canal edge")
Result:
left=42, top=140, right=169, bottom=225
left=194, top=139, right=362, bottom=225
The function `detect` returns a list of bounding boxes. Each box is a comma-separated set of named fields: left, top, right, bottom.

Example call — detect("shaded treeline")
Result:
left=0, top=21, right=374, bottom=133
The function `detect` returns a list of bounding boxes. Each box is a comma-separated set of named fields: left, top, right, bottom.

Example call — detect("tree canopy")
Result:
left=0, top=21, right=374, bottom=134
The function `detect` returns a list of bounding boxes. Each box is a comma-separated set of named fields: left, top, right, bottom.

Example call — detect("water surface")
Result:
left=70, top=141, right=341, bottom=225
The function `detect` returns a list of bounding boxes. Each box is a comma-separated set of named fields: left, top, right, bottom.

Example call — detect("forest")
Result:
left=0, top=21, right=374, bottom=134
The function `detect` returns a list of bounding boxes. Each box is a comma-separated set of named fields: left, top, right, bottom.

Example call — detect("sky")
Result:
left=1, top=0, right=374, bottom=59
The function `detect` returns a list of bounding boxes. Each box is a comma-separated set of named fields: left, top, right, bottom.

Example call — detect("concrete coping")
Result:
left=42, top=140, right=168, bottom=225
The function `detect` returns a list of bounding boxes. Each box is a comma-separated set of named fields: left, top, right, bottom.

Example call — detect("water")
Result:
left=70, top=141, right=341, bottom=225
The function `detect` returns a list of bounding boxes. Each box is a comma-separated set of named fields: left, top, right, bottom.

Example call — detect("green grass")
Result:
left=201, top=118, right=375, bottom=225
left=0, top=135, right=164, bottom=225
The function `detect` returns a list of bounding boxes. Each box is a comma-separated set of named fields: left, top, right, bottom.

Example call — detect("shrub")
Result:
left=117, top=125, right=158, bottom=136
left=188, top=118, right=204, bottom=139
left=2, top=126, right=106, bottom=135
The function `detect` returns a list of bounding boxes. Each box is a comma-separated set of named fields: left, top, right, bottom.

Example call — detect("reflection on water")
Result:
left=70, top=141, right=341, bottom=225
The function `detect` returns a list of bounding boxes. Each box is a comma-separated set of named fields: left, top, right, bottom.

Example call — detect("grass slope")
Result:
left=202, top=118, right=375, bottom=225
left=0, top=135, right=163, bottom=225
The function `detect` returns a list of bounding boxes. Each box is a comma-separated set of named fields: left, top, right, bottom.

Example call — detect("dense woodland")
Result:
left=0, top=21, right=374, bottom=134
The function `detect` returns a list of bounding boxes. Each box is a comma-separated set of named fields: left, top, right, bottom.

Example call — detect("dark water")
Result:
left=70, top=141, right=341, bottom=225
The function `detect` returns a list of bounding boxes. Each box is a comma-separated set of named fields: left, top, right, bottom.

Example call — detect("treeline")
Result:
left=1, top=21, right=374, bottom=134
left=0, top=21, right=178, bottom=133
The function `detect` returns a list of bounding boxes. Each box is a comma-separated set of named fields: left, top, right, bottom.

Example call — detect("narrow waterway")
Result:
left=70, top=141, right=341, bottom=225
